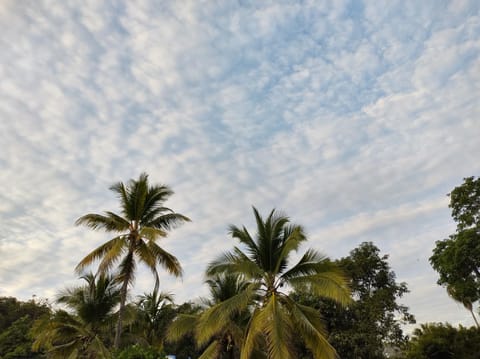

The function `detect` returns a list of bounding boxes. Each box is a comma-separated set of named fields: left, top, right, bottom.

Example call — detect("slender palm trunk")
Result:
left=114, top=278, right=129, bottom=349
left=469, top=308, right=480, bottom=328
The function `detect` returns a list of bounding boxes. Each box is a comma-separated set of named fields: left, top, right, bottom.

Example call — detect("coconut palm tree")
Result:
left=206, top=207, right=351, bottom=359
left=134, top=290, right=176, bottom=349
left=32, top=273, right=121, bottom=358
left=168, top=273, right=251, bottom=359
left=75, top=173, right=190, bottom=349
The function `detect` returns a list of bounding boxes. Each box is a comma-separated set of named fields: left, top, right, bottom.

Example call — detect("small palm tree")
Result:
left=206, top=207, right=351, bottom=359
left=32, top=273, right=120, bottom=358
left=168, top=274, right=251, bottom=359
left=135, top=290, right=175, bottom=349
left=75, top=173, right=190, bottom=349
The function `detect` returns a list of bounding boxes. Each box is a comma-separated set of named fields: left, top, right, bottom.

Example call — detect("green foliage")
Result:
left=207, top=207, right=351, bottom=359
left=116, top=344, right=166, bottom=359
left=430, top=176, right=480, bottom=325
left=0, top=297, right=50, bottom=358
left=293, top=242, right=415, bottom=359
left=448, top=176, right=480, bottom=231
left=404, top=323, right=480, bottom=359
left=75, top=173, right=190, bottom=349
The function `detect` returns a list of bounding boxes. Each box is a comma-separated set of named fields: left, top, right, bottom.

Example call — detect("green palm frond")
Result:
left=139, top=226, right=167, bottom=241
left=166, top=314, right=199, bottom=343
left=283, top=297, right=337, bottom=359
left=229, top=225, right=258, bottom=255
left=117, top=251, right=136, bottom=286
left=280, top=249, right=329, bottom=280
left=263, top=294, right=293, bottom=359
left=75, top=213, right=130, bottom=232
left=206, top=248, right=262, bottom=279
left=198, top=340, right=221, bottom=359
left=274, top=226, right=306, bottom=274
left=148, top=241, right=183, bottom=277
left=148, top=212, right=191, bottom=230
left=75, top=236, right=126, bottom=274
left=196, top=283, right=258, bottom=346
left=288, top=272, right=351, bottom=306
left=241, top=308, right=268, bottom=359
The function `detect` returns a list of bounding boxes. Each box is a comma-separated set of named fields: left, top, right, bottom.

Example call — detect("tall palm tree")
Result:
left=32, top=273, right=121, bottom=358
left=446, top=283, right=480, bottom=328
left=168, top=273, right=251, bottom=359
left=75, top=173, right=190, bottom=349
left=206, top=207, right=351, bottom=359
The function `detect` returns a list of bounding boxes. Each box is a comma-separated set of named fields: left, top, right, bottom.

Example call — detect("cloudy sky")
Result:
left=1, top=0, right=479, bottom=330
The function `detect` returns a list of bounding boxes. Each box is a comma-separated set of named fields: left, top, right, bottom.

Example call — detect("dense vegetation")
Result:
left=1, top=174, right=479, bottom=359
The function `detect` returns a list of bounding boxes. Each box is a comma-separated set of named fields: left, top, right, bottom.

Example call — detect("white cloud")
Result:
left=0, top=0, right=479, bottom=334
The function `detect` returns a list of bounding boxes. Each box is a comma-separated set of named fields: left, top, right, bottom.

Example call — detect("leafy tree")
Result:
left=206, top=207, right=351, bottom=359
left=167, top=274, right=251, bottom=359
left=75, top=173, right=190, bottom=349
left=404, top=323, right=480, bottom=359
left=448, top=176, right=480, bottom=231
left=0, top=297, right=50, bottom=358
left=293, top=242, right=415, bottom=359
left=31, top=273, right=121, bottom=358
left=430, top=176, right=480, bottom=325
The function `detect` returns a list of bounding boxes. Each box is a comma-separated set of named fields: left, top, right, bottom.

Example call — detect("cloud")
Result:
left=0, top=0, right=479, bottom=331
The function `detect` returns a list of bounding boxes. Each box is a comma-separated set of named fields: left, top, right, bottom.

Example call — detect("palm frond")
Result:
left=196, top=283, right=258, bottom=347
left=198, top=340, right=221, bottom=359
left=241, top=308, right=268, bottom=359
left=147, top=241, right=183, bottom=277
left=206, top=248, right=262, bottom=279
left=139, top=226, right=167, bottom=241
left=263, top=294, right=293, bottom=359
left=75, top=236, right=126, bottom=274
left=283, top=296, right=337, bottom=359
left=75, top=213, right=129, bottom=232
left=148, top=212, right=191, bottom=231
left=280, top=249, right=329, bottom=280
left=166, top=314, right=199, bottom=343
left=288, top=272, right=351, bottom=306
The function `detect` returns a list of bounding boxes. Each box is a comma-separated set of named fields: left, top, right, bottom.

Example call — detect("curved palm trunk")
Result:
left=469, top=308, right=480, bottom=328
left=114, top=277, right=129, bottom=349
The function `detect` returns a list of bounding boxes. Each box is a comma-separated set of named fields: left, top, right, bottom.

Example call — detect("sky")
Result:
left=0, top=0, right=479, bottom=331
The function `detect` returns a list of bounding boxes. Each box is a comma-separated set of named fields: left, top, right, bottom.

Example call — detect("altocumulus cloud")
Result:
left=0, top=0, right=479, bottom=328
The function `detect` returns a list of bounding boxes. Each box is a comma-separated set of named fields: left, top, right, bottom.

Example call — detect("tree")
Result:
left=293, top=242, right=415, bottom=359
left=404, top=323, right=480, bottom=359
left=75, top=173, right=190, bottom=349
left=134, top=290, right=176, bottom=350
left=448, top=176, right=480, bottom=231
left=32, top=273, right=121, bottom=358
left=167, top=274, right=251, bottom=359
left=206, top=207, right=351, bottom=359
left=430, top=176, right=480, bottom=325
left=0, top=297, right=50, bottom=358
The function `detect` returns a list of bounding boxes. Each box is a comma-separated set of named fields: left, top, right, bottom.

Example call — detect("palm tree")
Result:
left=167, top=273, right=251, bottom=359
left=135, top=290, right=176, bottom=349
left=446, top=283, right=480, bottom=328
left=32, top=273, right=121, bottom=358
left=206, top=207, right=351, bottom=359
left=75, top=173, right=190, bottom=349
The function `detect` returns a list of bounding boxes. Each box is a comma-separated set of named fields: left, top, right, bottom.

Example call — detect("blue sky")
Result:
left=1, top=0, right=479, bottom=330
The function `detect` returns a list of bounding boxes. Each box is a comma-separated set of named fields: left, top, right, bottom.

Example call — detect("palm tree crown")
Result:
left=75, top=172, right=190, bottom=349
left=206, top=207, right=351, bottom=359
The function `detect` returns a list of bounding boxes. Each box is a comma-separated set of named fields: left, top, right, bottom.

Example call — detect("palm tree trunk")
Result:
left=469, top=308, right=480, bottom=328
left=114, top=278, right=129, bottom=350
